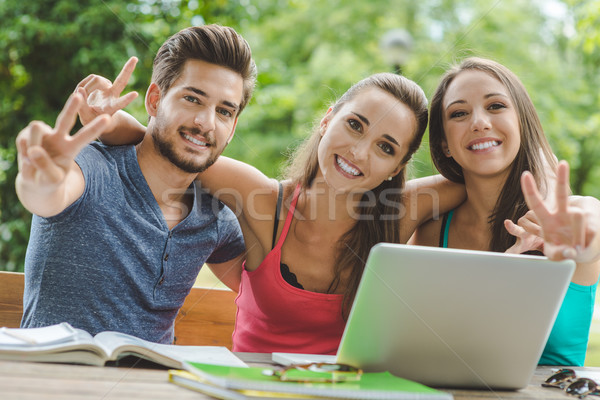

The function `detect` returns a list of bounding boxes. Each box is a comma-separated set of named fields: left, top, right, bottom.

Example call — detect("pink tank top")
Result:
left=232, top=184, right=345, bottom=355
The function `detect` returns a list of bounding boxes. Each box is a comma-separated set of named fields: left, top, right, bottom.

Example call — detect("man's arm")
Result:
left=206, top=254, right=244, bottom=292
left=16, top=93, right=112, bottom=217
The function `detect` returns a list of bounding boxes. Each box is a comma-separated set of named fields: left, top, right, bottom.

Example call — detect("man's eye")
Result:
left=218, top=109, right=233, bottom=117
left=184, top=96, right=199, bottom=104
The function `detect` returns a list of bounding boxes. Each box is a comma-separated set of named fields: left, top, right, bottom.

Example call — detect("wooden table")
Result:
left=0, top=353, right=593, bottom=399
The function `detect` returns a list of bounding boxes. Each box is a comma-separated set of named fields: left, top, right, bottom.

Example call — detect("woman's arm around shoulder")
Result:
left=198, top=157, right=283, bottom=252
left=206, top=255, right=244, bottom=292
left=407, top=216, right=444, bottom=247
left=400, top=175, right=465, bottom=243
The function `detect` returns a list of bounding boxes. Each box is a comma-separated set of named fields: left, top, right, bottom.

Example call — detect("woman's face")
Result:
left=316, top=87, right=416, bottom=194
left=441, top=69, right=521, bottom=181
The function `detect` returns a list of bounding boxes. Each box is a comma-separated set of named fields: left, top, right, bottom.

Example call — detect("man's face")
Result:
left=148, top=59, right=244, bottom=173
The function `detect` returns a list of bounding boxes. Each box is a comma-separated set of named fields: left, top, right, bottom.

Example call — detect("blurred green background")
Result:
left=1, top=0, right=600, bottom=363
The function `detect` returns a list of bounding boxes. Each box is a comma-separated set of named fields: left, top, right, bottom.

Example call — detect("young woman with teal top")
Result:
left=410, top=57, right=600, bottom=366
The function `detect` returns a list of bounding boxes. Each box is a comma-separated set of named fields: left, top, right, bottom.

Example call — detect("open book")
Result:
left=0, top=323, right=246, bottom=368
left=172, top=362, right=453, bottom=400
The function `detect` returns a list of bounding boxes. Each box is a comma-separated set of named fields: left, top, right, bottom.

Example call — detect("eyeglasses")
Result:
left=542, top=368, right=600, bottom=398
left=262, top=363, right=363, bottom=383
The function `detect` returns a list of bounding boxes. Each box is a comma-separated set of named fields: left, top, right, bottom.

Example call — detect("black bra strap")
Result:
left=438, top=212, right=449, bottom=248
left=271, top=182, right=284, bottom=249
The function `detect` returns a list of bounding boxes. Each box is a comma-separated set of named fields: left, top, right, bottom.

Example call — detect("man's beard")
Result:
left=150, top=122, right=219, bottom=174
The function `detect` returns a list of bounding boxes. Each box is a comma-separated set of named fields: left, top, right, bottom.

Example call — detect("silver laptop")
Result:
left=331, top=243, right=575, bottom=390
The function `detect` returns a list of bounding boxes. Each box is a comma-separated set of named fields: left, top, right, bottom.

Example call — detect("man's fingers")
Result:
left=16, top=133, right=32, bottom=172
left=521, top=171, right=551, bottom=221
left=556, top=161, right=570, bottom=214
left=76, top=87, right=88, bottom=100
left=16, top=121, right=50, bottom=173
left=83, top=75, right=113, bottom=96
left=114, top=91, right=139, bottom=110
left=16, top=133, right=29, bottom=158
left=69, top=114, right=112, bottom=155
left=27, top=147, right=65, bottom=185
left=76, top=88, right=99, bottom=126
left=54, top=93, right=84, bottom=136
left=22, top=121, right=49, bottom=148
left=75, top=74, right=95, bottom=92
left=112, top=57, right=138, bottom=95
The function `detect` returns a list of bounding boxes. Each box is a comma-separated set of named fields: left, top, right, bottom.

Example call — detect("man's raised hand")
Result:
left=76, top=56, right=139, bottom=126
left=16, top=92, right=111, bottom=190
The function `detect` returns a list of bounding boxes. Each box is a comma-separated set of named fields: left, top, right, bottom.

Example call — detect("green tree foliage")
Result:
left=0, top=0, right=149, bottom=271
left=557, top=0, right=600, bottom=196
left=1, top=0, right=599, bottom=272
left=0, top=0, right=248, bottom=271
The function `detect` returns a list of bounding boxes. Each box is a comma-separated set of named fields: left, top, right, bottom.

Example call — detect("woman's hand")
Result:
left=504, top=211, right=544, bottom=254
left=521, top=161, right=599, bottom=263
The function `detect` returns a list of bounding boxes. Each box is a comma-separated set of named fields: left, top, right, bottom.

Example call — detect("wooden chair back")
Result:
left=0, top=271, right=25, bottom=328
left=0, top=271, right=237, bottom=348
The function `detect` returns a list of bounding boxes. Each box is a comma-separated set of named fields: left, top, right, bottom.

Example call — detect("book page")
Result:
left=94, top=331, right=247, bottom=368
left=0, top=323, right=107, bottom=365
left=0, top=323, right=87, bottom=347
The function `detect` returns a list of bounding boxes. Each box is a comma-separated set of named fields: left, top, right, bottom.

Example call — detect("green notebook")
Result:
left=178, top=362, right=453, bottom=400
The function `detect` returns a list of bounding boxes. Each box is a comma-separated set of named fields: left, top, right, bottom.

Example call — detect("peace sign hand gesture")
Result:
left=75, top=57, right=139, bottom=126
left=521, top=161, right=599, bottom=263
left=16, top=93, right=112, bottom=216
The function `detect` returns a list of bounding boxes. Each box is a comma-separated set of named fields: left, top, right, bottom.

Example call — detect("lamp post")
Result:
left=379, top=29, right=413, bottom=75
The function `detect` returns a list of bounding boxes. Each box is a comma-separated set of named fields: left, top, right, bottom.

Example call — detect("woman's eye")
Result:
left=488, top=102, right=507, bottom=110
left=379, top=142, right=394, bottom=155
left=184, top=95, right=199, bottom=104
left=348, top=118, right=363, bottom=132
left=449, top=110, right=466, bottom=119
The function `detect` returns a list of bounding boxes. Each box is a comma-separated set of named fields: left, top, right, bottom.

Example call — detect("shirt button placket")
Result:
left=159, top=231, right=172, bottom=287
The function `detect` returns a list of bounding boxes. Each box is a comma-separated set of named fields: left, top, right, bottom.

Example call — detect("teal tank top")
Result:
left=439, top=210, right=597, bottom=366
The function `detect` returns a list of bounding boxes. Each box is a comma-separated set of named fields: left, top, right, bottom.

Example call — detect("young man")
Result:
left=15, top=25, right=257, bottom=344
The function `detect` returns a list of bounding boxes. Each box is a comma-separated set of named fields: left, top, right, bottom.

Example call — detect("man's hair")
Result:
left=151, top=24, right=257, bottom=114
